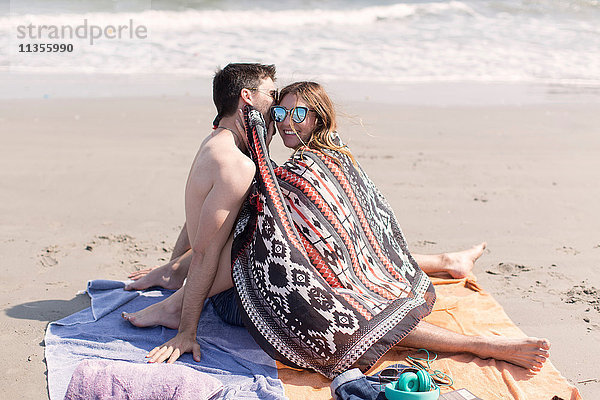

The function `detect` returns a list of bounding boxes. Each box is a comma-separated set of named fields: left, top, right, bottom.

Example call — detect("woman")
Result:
left=124, top=82, right=548, bottom=377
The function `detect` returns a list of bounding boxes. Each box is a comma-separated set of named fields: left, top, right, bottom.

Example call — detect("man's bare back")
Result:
left=123, top=129, right=256, bottom=363
left=185, top=129, right=255, bottom=288
left=185, top=129, right=255, bottom=255
left=122, top=63, right=278, bottom=364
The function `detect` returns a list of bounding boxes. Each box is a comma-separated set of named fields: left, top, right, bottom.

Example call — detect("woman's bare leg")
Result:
left=399, top=321, right=550, bottom=372
left=413, top=242, right=486, bottom=279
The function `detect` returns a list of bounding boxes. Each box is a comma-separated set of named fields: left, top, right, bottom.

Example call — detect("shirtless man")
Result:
left=122, top=63, right=278, bottom=364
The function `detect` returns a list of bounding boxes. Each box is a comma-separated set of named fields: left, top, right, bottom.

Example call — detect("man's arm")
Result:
left=147, top=158, right=255, bottom=364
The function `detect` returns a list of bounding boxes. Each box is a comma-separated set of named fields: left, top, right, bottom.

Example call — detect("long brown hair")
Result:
left=279, top=81, right=356, bottom=165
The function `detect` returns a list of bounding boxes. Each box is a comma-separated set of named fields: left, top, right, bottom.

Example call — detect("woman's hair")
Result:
left=279, top=81, right=355, bottom=165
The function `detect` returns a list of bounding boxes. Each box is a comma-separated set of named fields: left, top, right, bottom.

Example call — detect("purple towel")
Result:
left=64, top=359, right=223, bottom=400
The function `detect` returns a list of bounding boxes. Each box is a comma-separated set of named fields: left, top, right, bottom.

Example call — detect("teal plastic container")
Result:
left=385, top=381, right=440, bottom=400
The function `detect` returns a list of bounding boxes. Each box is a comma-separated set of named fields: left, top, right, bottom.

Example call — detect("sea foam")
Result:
left=2, top=1, right=599, bottom=85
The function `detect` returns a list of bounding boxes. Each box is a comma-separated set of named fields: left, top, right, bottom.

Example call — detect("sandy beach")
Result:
left=1, top=73, right=599, bottom=398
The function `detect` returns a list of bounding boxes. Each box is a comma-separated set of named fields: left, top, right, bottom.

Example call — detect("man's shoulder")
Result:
left=206, top=141, right=253, bottom=168
left=216, top=152, right=255, bottom=181
left=200, top=131, right=240, bottom=158
left=200, top=134, right=255, bottom=180
left=208, top=152, right=255, bottom=197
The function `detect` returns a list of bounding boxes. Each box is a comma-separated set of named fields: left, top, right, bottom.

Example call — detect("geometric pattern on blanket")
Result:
left=232, top=106, right=436, bottom=379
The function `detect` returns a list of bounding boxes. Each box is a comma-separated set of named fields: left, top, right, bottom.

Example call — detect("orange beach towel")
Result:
left=276, top=275, right=581, bottom=400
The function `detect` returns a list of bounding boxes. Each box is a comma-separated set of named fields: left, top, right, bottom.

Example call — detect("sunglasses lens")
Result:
left=380, top=369, right=396, bottom=377
left=292, top=107, right=307, bottom=123
left=271, top=107, right=286, bottom=122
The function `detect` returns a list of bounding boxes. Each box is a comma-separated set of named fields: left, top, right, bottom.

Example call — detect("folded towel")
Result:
left=45, top=280, right=286, bottom=400
left=64, top=359, right=223, bottom=400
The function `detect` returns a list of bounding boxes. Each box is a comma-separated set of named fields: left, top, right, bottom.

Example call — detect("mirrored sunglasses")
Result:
left=376, top=367, right=415, bottom=384
left=270, top=106, right=309, bottom=123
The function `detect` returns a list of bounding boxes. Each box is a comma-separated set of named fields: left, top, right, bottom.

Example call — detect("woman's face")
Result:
left=276, top=94, right=317, bottom=149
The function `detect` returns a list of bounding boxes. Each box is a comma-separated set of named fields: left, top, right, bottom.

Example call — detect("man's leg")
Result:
left=122, top=233, right=234, bottom=327
left=398, top=320, right=550, bottom=371
left=413, top=242, right=486, bottom=279
left=170, top=222, right=191, bottom=261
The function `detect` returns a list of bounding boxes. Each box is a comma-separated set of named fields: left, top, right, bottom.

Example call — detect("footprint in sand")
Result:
left=92, top=233, right=165, bottom=269
left=562, top=284, right=600, bottom=312
left=97, top=234, right=135, bottom=244
left=547, top=270, right=569, bottom=280
left=485, top=262, right=532, bottom=277
left=39, top=245, right=59, bottom=267
left=556, top=246, right=580, bottom=255
left=414, top=240, right=437, bottom=247
left=96, top=234, right=147, bottom=257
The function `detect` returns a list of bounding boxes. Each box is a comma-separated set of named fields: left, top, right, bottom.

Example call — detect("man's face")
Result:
left=250, top=77, right=277, bottom=121
left=248, top=77, right=277, bottom=145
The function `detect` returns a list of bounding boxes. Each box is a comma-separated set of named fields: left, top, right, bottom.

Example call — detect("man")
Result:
left=122, top=63, right=278, bottom=363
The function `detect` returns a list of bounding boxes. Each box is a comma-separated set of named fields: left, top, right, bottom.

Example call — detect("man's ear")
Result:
left=240, top=88, right=254, bottom=106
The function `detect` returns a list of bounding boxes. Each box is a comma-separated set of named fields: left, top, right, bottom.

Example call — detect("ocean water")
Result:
left=2, top=0, right=599, bottom=85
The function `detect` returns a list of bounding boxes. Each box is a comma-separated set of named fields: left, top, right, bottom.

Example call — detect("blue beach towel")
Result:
left=44, top=280, right=286, bottom=400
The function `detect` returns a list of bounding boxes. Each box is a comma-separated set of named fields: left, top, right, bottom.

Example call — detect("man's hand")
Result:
left=147, top=331, right=201, bottom=364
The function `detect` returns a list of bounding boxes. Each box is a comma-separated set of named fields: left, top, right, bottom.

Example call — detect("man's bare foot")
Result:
left=476, top=336, right=550, bottom=372
left=122, top=289, right=183, bottom=329
left=441, top=242, right=487, bottom=279
left=125, top=257, right=188, bottom=291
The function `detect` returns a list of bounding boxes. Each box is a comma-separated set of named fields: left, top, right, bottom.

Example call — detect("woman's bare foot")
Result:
left=476, top=336, right=550, bottom=372
left=398, top=321, right=550, bottom=374
left=441, top=242, right=487, bottom=279
left=128, top=267, right=156, bottom=281
left=122, top=289, right=183, bottom=329
left=125, top=256, right=189, bottom=291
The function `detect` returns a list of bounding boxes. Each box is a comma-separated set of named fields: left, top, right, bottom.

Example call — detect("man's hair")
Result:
left=212, top=63, right=276, bottom=127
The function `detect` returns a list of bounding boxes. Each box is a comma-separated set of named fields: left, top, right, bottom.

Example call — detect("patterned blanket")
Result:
left=231, top=107, right=435, bottom=379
